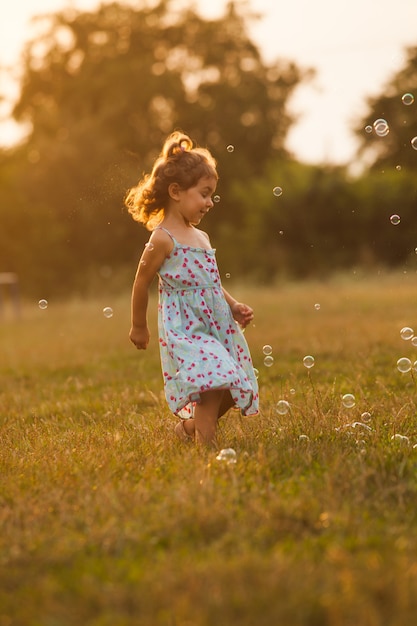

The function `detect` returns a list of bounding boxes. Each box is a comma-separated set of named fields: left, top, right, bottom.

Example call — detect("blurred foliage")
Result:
left=354, top=45, right=417, bottom=171
left=0, top=1, right=417, bottom=297
left=212, top=160, right=417, bottom=282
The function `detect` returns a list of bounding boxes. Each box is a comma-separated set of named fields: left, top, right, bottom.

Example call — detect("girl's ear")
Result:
left=168, top=182, right=181, bottom=201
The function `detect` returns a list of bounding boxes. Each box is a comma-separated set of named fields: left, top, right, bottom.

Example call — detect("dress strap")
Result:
left=154, top=226, right=176, bottom=243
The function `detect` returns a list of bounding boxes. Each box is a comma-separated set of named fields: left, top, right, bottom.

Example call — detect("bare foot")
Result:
left=174, top=419, right=195, bottom=441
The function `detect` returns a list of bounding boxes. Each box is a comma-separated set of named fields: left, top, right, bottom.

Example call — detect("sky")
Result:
left=0, top=0, right=416, bottom=165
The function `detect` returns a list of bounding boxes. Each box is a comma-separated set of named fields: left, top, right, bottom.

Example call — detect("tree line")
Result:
left=1, top=0, right=416, bottom=297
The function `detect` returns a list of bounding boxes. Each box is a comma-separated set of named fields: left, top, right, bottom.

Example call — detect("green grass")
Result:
left=2, top=273, right=417, bottom=625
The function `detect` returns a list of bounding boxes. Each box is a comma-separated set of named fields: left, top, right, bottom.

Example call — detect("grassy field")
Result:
left=2, top=273, right=417, bottom=626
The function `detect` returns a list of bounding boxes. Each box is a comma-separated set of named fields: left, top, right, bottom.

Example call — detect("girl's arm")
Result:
left=222, top=287, right=254, bottom=329
left=129, top=230, right=172, bottom=349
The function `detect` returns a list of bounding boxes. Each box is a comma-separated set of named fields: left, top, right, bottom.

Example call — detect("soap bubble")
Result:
left=273, top=186, right=283, bottom=197
left=351, top=422, right=372, bottom=432
left=264, top=355, right=274, bottom=367
left=352, top=421, right=372, bottom=430
left=213, top=195, right=221, bottom=203
left=262, top=344, right=273, bottom=355
left=314, top=303, right=321, bottom=310
left=400, top=326, right=414, bottom=340
left=342, top=393, right=356, bottom=408
left=253, top=368, right=259, bottom=379
left=412, top=337, right=417, bottom=347
left=361, top=412, right=372, bottom=423
left=298, top=434, right=309, bottom=441
left=303, top=355, right=315, bottom=369
left=397, top=357, right=412, bottom=373
left=391, top=434, right=410, bottom=444
left=145, top=242, right=154, bottom=251
left=402, top=93, right=414, bottom=105
left=365, top=125, right=373, bottom=134
left=389, top=50, right=404, bottom=70
left=226, top=145, right=235, bottom=153
left=38, top=299, right=48, bottom=309
left=103, top=307, right=113, bottom=318
left=373, top=118, right=390, bottom=137
left=390, top=214, right=400, bottom=225
left=276, top=400, right=290, bottom=415
left=290, top=388, right=296, bottom=395
left=216, top=448, right=237, bottom=464
left=411, top=137, right=417, bottom=150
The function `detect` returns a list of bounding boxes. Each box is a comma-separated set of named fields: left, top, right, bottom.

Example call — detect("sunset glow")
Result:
left=0, top=0, right=416, bottom=164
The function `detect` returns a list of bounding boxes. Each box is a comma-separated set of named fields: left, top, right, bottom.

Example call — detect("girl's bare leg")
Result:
left=193, top=389, right=224, bottom=446
left=181, top=391, right=235, bottom=440
left=217, top=390, right=235, bottom=419
left=194, top=389, right=235, bottom=446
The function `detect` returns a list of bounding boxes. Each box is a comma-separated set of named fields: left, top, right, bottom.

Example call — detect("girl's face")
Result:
left=176, top=176, right=217, bottom=226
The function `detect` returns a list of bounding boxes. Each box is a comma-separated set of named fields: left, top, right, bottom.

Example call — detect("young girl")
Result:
left=125, top=131, right=259, bottom=446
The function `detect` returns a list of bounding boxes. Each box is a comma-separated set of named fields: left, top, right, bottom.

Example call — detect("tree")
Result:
left=353, top=45, right=417, bottom=171
left=5, top=0, right=308, bottom=294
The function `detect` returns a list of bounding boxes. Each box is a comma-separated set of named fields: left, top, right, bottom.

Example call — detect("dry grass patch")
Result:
left=1, top=274, right=417, bottom=625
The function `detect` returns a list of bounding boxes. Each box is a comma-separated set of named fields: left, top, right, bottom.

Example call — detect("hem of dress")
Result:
left=171, top=385, right=258, bottom=419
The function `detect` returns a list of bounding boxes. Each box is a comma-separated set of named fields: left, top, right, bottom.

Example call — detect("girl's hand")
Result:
left=129, top=325, right=150, bottom=350
left=230, top=302, right=254, bottom=329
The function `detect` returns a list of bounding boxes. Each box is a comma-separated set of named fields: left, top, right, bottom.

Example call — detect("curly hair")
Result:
left=125, top=131, right=218, bottom=230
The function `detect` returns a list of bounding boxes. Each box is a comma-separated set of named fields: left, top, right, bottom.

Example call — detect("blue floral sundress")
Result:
left=156, top=228, right=259, bottom=419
